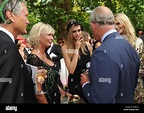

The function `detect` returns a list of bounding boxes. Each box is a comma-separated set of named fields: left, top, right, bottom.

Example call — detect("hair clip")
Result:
left=67, top=20, right=82, bottom=32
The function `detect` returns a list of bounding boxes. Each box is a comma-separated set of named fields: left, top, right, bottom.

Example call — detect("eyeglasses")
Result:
left=11, top=0, right=19, bottom=12
left=0, top=0, right=19, bottom=23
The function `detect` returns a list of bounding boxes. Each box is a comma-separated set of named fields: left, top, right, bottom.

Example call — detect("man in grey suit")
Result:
left=80, top=6, right=140, bottom=103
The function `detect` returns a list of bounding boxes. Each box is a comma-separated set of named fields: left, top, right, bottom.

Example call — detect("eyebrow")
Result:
left=72, top=29, right=81, bottom=33
left=115, top=22, right=120, bottom=25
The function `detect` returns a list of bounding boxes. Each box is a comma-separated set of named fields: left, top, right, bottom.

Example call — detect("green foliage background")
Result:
left=26, top=0, right=144, bottom=41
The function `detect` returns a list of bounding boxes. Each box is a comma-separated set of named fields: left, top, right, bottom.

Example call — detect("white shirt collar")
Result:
left=101, top=29, right=117, bottom=42
left=47, top=42, right=54, bottom=54
left=0, top=27, right=15, bottom=43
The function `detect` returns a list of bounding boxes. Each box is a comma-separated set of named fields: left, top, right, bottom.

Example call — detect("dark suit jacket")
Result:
left=0, top=31, right=37, bottom=103
left=83, top=32, right=140, bottom=103
left=46, top=43, right=63, bottom=72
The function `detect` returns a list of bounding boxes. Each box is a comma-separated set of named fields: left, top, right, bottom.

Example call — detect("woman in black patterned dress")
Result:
left=26, top=22, right=71, bottom=104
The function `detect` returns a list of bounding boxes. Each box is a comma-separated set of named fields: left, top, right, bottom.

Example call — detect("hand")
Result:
left=80, top=73, right=90, bottom=86
left=35, top=93, right=48, bottom=104
left=36, top=68, right=47, bottom=94
left=65, top=92, right=72, bottom=101
left=36, top=68, right=47, bottom=83
left=75, top=36, right=83, bottom=49
left=81, top=69, right=89, bottom=76
left=60, top=89, right=72, bottom=103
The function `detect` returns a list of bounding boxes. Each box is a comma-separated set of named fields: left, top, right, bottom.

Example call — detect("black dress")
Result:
left=26, top=54, right=61, bottom=104
left=68, top=44, right=90, bottom=103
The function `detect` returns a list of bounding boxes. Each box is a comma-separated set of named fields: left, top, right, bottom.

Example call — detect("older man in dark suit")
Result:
left=80, top=6, right=140, bottom=103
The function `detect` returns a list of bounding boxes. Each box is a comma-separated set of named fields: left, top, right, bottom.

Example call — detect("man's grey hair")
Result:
left=90, top=6, right=115, bottom=25
left=0, top=0, right=26, bottom=23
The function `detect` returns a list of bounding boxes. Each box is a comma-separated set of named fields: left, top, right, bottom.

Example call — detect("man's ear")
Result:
left=5, top=10, right=14, bottom=24
left=90, top=22, right=96, bottom=29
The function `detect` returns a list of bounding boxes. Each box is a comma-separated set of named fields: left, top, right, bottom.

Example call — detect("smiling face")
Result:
left=39, top=33, right=54, bottom=48
left=114, top=19, right=125, bottom=35
left=28, top=22, right=55, bottom=49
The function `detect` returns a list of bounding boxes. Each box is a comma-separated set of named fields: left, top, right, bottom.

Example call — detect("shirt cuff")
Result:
left=82, top=82, right=90, bottom=88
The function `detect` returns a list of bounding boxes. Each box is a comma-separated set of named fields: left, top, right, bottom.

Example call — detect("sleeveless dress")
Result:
left=26, top=54, right=61, bottom=104
left=68, top=44, right=90, bottom=103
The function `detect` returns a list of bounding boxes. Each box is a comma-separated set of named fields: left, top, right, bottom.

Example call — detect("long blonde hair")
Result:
left=114, top=13, right=137, bottom=47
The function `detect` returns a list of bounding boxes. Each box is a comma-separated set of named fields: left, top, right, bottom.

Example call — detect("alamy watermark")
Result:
left=66, top=49, right=78, bottom=54
left=0, top=77, right=12, bottom=83
left=99, top=77, right=111, bottom=84
left=5, top=105, right=17, bottom=112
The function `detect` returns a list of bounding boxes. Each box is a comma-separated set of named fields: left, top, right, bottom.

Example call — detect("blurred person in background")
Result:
left=82, top=31, right=91, bottom=43
left=138, top=29, right=144, bottom=42
left=58, top=37, right=65, bottom=47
